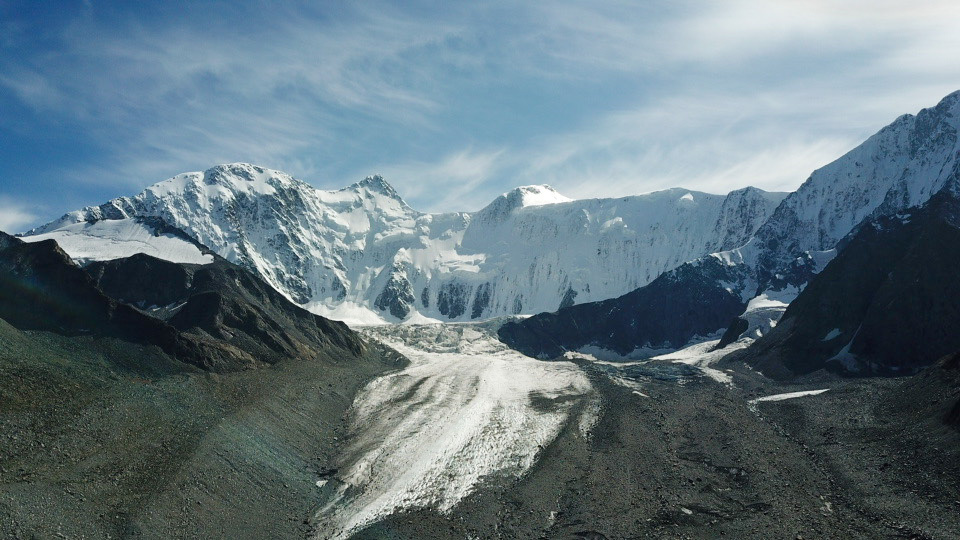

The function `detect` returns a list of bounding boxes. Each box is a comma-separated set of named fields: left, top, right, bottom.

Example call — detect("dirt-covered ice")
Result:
left=313, top=323, right=595, bottom=538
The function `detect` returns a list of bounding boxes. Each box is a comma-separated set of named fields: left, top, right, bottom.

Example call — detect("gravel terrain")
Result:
left=349, top=355, right=960, bottom=539
left=0, top=320, right=403, bottom=539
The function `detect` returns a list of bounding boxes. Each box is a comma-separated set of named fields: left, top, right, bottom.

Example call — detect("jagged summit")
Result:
left=346, top=174, right=407, bottom=203
left=503, top=184, right=572, bottom=207
left=472, top=185, right=572, bottom=225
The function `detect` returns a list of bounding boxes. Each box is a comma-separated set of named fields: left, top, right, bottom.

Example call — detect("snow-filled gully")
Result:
left=312, top=323, right=597, bottom=538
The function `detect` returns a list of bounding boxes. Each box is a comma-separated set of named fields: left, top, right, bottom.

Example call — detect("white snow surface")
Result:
left=754, top=90, right=960, bottom=263
left=750, top=389, right=830, bottom=403
left=652, top=340, right=738, bottom=384
left=692, top=91, right=960, bottom=321
left=20, top=219, right=212, bottom=265
left=24, top=163, right=785, bottom=325
left=313, top=323, right=594, bottom=538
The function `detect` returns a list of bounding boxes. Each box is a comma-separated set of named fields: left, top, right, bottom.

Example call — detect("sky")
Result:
left=2, top=0, right=960, bottom=232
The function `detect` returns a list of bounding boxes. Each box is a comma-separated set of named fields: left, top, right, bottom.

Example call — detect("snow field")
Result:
left=21, top=219, right=212, bottom=265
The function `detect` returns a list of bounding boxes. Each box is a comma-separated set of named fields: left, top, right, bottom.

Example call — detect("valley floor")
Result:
left=4, top=320, right=957, bottom=539
left=324, top=324, right=960, bottom=540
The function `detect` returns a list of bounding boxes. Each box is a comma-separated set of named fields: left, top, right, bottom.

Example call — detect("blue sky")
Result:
left=2, top=0, right=960, bottom=232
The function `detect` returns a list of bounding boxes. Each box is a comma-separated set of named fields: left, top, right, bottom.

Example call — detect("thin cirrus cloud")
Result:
left=1, top=1, right=959, bottom=227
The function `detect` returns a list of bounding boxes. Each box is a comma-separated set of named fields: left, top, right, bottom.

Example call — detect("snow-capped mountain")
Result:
left=23, top=164, right=784, bottom=324
left=500, top=90, right=960, bottom=358
left=709, top=89, right=960, bottom=299
left=745, top=181, right=960, bottom=378
left=751, top=88, right=960, bottom=277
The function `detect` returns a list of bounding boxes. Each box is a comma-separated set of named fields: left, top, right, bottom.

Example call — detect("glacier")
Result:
left=312, top=322, right=595, bottom=538
left=21, top=218, right=213, bottom=265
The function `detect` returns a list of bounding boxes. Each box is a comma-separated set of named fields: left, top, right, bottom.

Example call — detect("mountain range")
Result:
left=4, top=90, right=960, bottom=538
left=500, top=89, right=960, bottom=371
left=22, top=166, right=785, bottom=325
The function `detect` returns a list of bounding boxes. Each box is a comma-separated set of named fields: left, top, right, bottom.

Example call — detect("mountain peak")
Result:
left=471, top=184, right=572, bottom=226
left=350, top=174, right=405, bottom=201
left=198, top=163, right=293, bottom=192
left=503, top=184, right=572, bottom=208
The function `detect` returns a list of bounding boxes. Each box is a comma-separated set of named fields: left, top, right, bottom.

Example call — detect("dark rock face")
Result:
left=716, top=317, right=749, bottom=349
left=745, top=186, right=960, bottom=378
left=85, top=253, right=194, bottom=308
left=374, top=273, right=415, bottom=319
left=558, top=286, right=577, bottom=310
left=87, top=254, right=364, bottom=368
left=471, top=283, right=491, bottom=319
left=420, top=287, right=430, bottom=309
left=437, top=282, right=469, bottom=319
left=498, top=260, right=747, bottom=358
left=0, top=231, right=20, bottom=250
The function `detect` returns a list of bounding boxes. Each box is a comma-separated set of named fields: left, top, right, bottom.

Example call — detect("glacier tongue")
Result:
left=22, top=163, right=784, bottom=324
left=313, top=322, right=595, bottom=538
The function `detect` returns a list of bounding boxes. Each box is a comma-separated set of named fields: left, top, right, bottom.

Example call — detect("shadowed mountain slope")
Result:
left=743, top=184, right=960, bottom=378
left=0, top=231, right=401, bottom=538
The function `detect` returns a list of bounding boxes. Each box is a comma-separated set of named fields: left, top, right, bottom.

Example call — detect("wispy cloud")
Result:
left=1, top=1, right=465, bottom=191
left=0, top=197, right=38, bottom=233
left=2, top=1, right=960, bottom=220
left=374, top=148, right=507, bottom=212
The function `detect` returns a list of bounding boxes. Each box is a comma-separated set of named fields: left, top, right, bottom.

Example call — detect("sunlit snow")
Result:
left=313, top=323, right=595, bottom=538
left=750, top=389, right=830, bottom=403
left=21, top=219, right=212, bottom=265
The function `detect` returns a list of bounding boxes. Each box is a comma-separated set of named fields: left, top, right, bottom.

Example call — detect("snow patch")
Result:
left=750, top=389, right=830, bottom=403
left=21, top=219, right=212, bottom=265
left=652, top=339, right=739, bottom=385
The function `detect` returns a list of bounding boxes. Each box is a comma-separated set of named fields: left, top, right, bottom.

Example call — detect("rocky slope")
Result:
left=23, top=166, right=784, bottom=324
left=742, top=182, right=960, bottom=378
left=500, top=90, right=960, bottom=358
left=86, top=253, right=364, bottom=368
left=0, top=229, right=363, bottom=372
left=0, top=233, right=400, bottom=538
